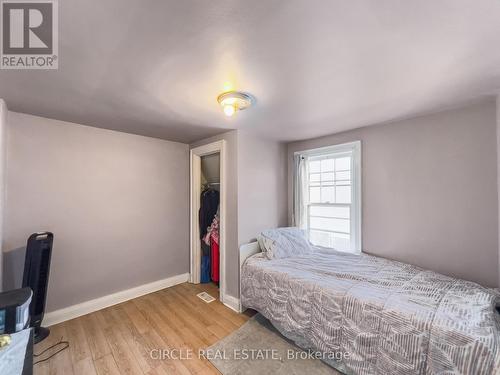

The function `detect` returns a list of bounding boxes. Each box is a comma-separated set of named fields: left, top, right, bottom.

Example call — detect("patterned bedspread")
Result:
left=240, top=248, right=500, bottom=374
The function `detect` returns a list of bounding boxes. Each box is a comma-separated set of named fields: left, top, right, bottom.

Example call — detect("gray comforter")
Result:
left=241, top=248, right=500, bottom=374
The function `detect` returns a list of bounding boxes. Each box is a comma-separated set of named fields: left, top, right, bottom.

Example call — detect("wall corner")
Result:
left=0, top=99, right=7, bottom=292
left=497, top=94, right=500, bottom=287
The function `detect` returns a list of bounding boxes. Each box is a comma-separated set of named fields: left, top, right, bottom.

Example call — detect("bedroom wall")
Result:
left=287, top=99, right=499, bottom=288
left=3, top=112, right=190, bottom=312
left=237, top=130, right=288, bottom=244
left=0, top=100, right=6, bottom=291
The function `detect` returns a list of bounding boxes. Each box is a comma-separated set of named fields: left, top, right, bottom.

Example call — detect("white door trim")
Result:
left=190, top=140, right=227, bottom=303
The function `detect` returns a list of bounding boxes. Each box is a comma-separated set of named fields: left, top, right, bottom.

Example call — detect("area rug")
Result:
left=205, top=314, right=340, bottom=374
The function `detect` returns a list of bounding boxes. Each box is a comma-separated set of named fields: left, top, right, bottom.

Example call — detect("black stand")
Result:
left=34, top=326, right=50, bottom=344
left=22, top=232, right=54, bottom=345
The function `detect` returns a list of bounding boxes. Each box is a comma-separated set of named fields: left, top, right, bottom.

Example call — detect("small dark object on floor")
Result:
left=33, top=337, right=69, bottom=365
left=22, top=232, right=54, bottom=344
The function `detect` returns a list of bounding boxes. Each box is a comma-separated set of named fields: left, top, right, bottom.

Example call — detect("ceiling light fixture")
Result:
left=217, top=91, right=254, bottom=117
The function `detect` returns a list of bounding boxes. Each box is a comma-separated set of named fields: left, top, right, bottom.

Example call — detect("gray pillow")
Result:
left=258, top=227, right=313, bottom=260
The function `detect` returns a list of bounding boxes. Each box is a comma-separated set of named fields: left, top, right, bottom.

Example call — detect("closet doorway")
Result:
left=190, top=140, right=226, bottom=304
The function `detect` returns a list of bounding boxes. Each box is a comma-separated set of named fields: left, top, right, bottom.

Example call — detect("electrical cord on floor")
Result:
left=33, top=337, right=70, bottom=365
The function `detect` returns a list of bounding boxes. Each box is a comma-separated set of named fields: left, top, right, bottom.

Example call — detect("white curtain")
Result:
left=292, top=154, right=308, bottom=230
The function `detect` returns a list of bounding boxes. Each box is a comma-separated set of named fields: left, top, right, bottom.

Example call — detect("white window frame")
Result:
left=294, top=141, right=362, bottom=253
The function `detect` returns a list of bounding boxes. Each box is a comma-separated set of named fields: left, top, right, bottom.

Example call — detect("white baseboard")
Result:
left=43, top=273, right=190, bottom=327
left=223, top=294, right=241, bottom=313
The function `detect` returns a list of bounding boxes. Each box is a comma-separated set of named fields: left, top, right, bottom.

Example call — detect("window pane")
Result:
left=332, top=233, right=350, bottom=251
left=309, top=230, right=351, bottom=251
left=321, top=186, right=334, bottom=203
left=321, top=172, right=334, bottom=182
left=309, top=173, right=321, bottom=182
left=310, top=217, right=349, bottom=233
left=310, top=205, right=350, bottom=219
left=309, top=187, right=320, bottom=203
left=310, top=217, right=331, bottom=231
left=336, top=186, right=351, bottom=203
left=335, top=157, right=350, bottom=171
left=321, top=158, right=334, bottom=171
left=309, top=160, right=321, bottom=173
left=336, top=170, right=350, bottom=181
left=309, top=230, right=330, bottom=248
left=333, top=219, right=350, bottom=233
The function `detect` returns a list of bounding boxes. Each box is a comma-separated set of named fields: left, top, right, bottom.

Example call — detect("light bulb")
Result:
left=223, top=104, right=236, bottom=117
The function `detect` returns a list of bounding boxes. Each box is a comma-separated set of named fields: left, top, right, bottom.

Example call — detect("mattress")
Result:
left=240, top=248, right=500, bottom=375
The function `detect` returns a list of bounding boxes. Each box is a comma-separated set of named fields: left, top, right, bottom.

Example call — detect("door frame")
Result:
left=189, top=140, right=226, bottom=303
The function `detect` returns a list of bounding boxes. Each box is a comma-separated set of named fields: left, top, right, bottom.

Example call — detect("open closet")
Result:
left=190, top=140, right=226, bottom=303
left=199, top=153, right=220, bottom=288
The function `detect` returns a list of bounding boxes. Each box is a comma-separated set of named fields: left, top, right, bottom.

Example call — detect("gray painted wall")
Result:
left=2, top=97, right=496, bottom=309
left=0, top=100, right=6, bottom=291
left=3, top=112, right=190, bottom=312
left=288, top=100, right=499, bottom=288
left=237, top=130, right=288, bottom=245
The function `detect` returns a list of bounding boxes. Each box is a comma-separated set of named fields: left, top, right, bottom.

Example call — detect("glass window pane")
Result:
left=335, top=157, right=351, bottom=171
left=336, top=170, right=350, bottom=181
left=321, top=172, right=334, bottom=182
left=309, top=160, right=321, bottom=173
left=309, top=187, right=320, bottom=203
left=309, top=217, right=350, bottom=233
left=321, top=158, right=334, bottom=171
left=321, top=186, right=334, bottom=203
left=309, top=173, right=320, bottom=182
left=309, top=217, right=330, bottom=231
left=309, top=230, right=330, bottom=248
left=332, top=219, right=350, bottom=233
left=332, top=233, right=350, bottom=251
left=336, top=186, right=351, bottom=203
left=309, top=205, right=350, bottom=219
left=309, top=230, right=351, bottom=251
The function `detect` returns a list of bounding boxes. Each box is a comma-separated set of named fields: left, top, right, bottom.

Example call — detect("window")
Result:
left=293, top=141, right=361, bottom=253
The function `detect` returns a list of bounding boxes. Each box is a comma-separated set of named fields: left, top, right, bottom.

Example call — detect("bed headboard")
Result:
left=239, top=241, right=261, bottom=271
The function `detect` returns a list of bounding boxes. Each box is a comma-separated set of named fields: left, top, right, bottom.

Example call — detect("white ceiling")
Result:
left=1, top=0, right=500, bottom=143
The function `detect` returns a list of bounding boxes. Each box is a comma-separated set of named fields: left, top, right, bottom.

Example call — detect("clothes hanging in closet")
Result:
left=211, top=241, right=219, bottom=284
left=199, top=188, right=219, bottom=283
left=199, top=188, right=219, bottom=239
left=204, top=213, right=219, bottom=284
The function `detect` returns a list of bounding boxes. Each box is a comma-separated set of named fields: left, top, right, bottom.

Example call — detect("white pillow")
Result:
left=258, top=227, right=313, bottom=260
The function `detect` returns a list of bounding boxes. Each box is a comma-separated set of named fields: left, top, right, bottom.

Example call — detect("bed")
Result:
left=240, top=241, right=500, bottom=375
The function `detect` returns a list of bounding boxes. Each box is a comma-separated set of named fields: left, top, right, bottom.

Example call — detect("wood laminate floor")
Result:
left=34, top=282, right=254, bottom=375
